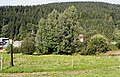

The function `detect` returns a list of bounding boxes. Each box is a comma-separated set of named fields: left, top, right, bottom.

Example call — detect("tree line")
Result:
left=1, top=2, right=120, bottom=55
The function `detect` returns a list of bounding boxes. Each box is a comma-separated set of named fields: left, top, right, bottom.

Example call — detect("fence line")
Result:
left=0, top=54, right=3, bottom=70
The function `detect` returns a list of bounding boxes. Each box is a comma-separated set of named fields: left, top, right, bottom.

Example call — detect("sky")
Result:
left=0, top=0, right=120, bottom=6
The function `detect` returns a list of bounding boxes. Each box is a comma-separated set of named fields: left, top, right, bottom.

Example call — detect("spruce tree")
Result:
left=57, top=6, right=82, bottom=54
left=46, top=9, right=59, bottom=53
left=36, top=18, right=48, bottom=54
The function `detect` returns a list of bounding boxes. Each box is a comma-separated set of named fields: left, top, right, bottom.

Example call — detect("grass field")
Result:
left=0, top=52, right=120, bottom=77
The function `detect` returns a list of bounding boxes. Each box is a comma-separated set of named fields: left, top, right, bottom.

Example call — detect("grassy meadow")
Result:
left=0, top=52, right=120, bottom=77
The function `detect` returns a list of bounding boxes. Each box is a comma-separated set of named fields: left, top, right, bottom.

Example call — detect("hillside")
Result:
left=0, top=2, right=120, bottom=40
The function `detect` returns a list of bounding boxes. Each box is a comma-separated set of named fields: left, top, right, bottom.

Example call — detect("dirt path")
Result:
left=105, top=50, right=120, bottom=56
left=0, top=70, right=93, bottom=77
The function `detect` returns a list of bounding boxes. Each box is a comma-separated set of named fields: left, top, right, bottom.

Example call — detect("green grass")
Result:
left=0, top=52, right=120, bottom=77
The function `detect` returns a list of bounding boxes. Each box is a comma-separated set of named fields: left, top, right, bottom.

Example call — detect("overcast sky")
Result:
left=0, top=0, right=120, bottom=6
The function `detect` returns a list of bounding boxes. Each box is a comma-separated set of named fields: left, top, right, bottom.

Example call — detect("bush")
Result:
left=13, top=47, right=20, bottom=53
left=20, top=35, right=35, bottom=55
left=116, top=40, right=120, bottom=49
left=109, top=44, right=118, bottom=50
left=86, top=34, right=110, bottom=55
left=6, top=45, right=20, bottom=54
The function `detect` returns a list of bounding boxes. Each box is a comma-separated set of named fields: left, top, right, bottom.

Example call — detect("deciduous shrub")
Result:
left=6, top=45, right=20, bottom=54
left=86, top=34, right=110, bottom=55
left=116, top=40, right=120, bottom=49
left=20, top=35, right=35, bottom=55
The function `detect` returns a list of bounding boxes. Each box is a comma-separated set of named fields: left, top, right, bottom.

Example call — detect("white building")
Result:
left=0, top=38, right=9, bottom=49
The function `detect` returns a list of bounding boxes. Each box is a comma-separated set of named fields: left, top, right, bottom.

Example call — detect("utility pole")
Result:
left=9, top=39, right=14, bottom=66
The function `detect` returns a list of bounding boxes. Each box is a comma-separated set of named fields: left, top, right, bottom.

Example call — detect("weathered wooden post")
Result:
left=0, top=54, right=3, bottom=70
left=72, top=55, right=74, bottom=67
left=9, top=39, right=14, bottom=66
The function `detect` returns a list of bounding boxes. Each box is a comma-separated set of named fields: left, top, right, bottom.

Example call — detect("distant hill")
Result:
left=0, top=2, right=120, bottom=40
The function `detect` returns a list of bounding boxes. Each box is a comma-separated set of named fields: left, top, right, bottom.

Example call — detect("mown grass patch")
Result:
left=0, top=52, right=120, bottom=75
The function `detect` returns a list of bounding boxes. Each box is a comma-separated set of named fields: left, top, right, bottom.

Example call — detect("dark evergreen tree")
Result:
left=36, top=18, right=48, bottom=54
left=57, top=6, right=83, bottom=54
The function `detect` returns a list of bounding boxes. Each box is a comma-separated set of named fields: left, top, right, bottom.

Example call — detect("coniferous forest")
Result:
left=0, top=2, right=120, bottom=55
